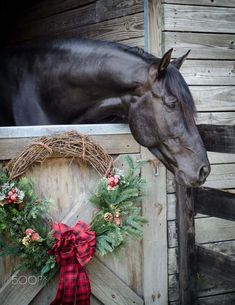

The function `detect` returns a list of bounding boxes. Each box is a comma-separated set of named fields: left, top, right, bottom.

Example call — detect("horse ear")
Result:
left=149, top=48, right=173, bottom=82
left=171, top=49, right=191, bottom=70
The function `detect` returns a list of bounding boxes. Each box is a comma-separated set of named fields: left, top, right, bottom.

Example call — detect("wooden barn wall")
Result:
left=160, top=0, right=235, bottom=304
left=0, top=0, right=145, bottom=48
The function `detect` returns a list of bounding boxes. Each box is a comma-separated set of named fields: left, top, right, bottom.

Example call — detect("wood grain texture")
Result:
left=96, top=0, right=144, bottom=22
left=163, top=0, right=235, bottom=7
left=194, top=187, right=235, bottom=221
left=176, top=185, right=196, bottom=305
left=206, top=151, right=235, bottom=164
left=197, top=244, right=235, bottom=281
left=168, top=240, right=235, bottom=275
left=168, top=217, right=235, bottom=248
left=53, top=12, right=144, bottom=42
left=168, top=189, right=235, bottom=220
left=91, top=295, right=104, bottom=305
left=164, top=32, right=235, bottom=60
left=197, top=124, right=235, bottom=153
left=167, top=193, right=207, bottom=221
left=169, top=271, right=235, bottom=301
left=197, top=293, right=235, bottom=305
left=16, top=0, right=95, bottom=22
left=119, top=37, right=144, bottom=48
left=196, top=113, right=235, bottom=126
left=141, top=148, right=168, bottom=305
left=0, top=134, right=140, bottom=160
left=147, top=0, right=162, bottom=56
left=19, top=0, right=144, bottom=25
left=88, top=258, right=144, bottom=305
left=190, top=86, right=235, bottom=112
left=167, top=163, right=235, bottom=194
left=163, top=4, right=235, bottom=33
left=180, top=60, right=235, bottom=86
left=12, top=3, right=97, bottom=42
left=169, top=240, right=235, bottom=302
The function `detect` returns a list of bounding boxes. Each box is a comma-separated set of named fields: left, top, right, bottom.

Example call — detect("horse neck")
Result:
left=63, top=45, right=150, bottom=98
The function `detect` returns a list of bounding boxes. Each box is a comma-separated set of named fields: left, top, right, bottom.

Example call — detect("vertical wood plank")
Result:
left=143, top=2, right=167, bottom=303
left=145, top=0, right=162, bottom=56
left=176, top=185, right=196, bottom=305
left=141, top=148, right=168, bottom=305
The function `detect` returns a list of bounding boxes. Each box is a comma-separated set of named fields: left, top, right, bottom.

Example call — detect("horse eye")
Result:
left=166, top=101, right=177, bottom=109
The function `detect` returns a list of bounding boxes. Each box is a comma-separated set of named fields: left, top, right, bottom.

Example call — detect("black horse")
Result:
left=0, top=38, right=210, bottom=186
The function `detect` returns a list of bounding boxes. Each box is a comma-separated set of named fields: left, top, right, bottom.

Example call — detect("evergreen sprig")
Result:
left=90, top=156, right=148, bottom=256
left=0, top=172, right=55, bottom=276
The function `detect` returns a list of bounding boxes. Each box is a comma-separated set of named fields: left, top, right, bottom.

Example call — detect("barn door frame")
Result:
left=143, top=1, right=168, bottom=303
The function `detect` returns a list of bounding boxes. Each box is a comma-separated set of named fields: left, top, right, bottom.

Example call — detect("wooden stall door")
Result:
left=0, top=124, right=168, bottom=305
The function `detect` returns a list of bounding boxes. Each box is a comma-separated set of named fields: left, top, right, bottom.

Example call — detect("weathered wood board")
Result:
left=168, top=217, right=235, bottom=248
left=164, top=32, right=235, bottom=60
left=163, top=0, right=235, bottom=7
left=196, top=112, right=235, bottom=126
left=55, top=12, right=144, bottom=43
left=189, top=86, right=235, bottom=112
left=180, top=60, right=235, bottom=86
left=167, top=163, right=235, bottom=194
left=168, top=240, right=235, bottom=275
left=11, top=0, right=95, bottom=22
left=9, top=12, right=144, bottom=43
left=163, top=4, right=235, bottom=33
left=19, top=0, right=144, bottom=24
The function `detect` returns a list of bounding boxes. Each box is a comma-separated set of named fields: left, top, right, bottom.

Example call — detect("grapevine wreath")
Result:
left=0, top=131, right=147, bottom=305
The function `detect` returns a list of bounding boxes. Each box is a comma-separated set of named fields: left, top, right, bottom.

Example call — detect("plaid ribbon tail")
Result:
left=50, top=262, right=91, bottom=305
left=49, top=221, right=96, bottom=305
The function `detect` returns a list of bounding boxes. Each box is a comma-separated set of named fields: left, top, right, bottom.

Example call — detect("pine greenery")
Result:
left=0, top=172, right=55, bottom=276
left=90, top=156, right=147, bottom=256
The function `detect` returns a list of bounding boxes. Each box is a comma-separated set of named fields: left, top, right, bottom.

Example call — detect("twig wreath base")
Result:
left=0, top=131, right=147, bottom=305
left=6, top=131, right=113, bottom=180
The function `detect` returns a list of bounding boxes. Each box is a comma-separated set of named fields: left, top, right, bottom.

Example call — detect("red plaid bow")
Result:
left=49, top=221, right=96, bottom=305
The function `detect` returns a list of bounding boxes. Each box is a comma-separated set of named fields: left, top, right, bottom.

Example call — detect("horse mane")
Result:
left=116, top=44, right=157, bottom=64
left=165, top=64, right=196, bottom=125
left=116, top=42, right=196, bottom=119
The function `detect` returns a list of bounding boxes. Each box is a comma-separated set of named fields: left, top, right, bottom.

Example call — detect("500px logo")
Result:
left=11, top=275, right=46, bottom=285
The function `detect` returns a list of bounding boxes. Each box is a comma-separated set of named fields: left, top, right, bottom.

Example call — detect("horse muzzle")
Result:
left=175, top=163, right=210, bottom=187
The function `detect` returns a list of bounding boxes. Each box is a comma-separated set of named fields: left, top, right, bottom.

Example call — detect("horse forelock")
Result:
left=163, top=64, right=196, bottom=125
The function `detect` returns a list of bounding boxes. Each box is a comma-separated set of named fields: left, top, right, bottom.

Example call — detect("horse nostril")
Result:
left=198, top=165, right=210, bottom=182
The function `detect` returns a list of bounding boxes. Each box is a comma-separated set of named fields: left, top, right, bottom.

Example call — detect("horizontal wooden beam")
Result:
left=163, top=4, right=235, bottom=33
left=0, top=134, right=140, bottom=160
left=163, top=0, right=235, bottom=7
left=180, top=60, right=235, bottom=86
left=197, top=244, right=235, bottom=282
left=194, top=187, right=235, bottom=221
left=167, top=163, right=235, bottom=194
left=198, top=124, right=235, bottom=153
left=190, top=86, right=235, bottom=112
left=0, top=124, right=131, bottom=138
left=164, top=32, right=235, bottom=60
left=168, top=216, right=235, bottom=248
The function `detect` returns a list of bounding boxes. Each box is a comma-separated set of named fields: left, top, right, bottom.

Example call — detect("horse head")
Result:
left=129, top=49, right=210, bottom=187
